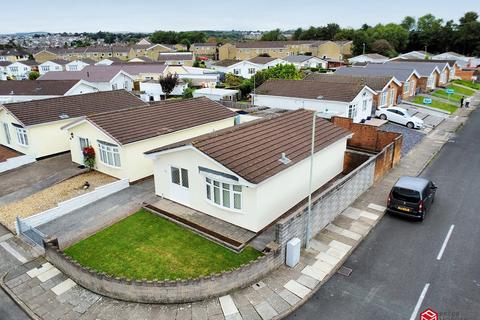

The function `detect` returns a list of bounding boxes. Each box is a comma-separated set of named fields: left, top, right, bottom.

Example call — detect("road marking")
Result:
left=409, top=283, right=430, bottom=320
left=0, top=242, right=27, bottom=263
left=437, top=224, right=455, bottom=260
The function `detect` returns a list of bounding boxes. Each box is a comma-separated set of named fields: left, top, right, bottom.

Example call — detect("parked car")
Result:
left=375, top=107, right=424, bottom=129
left=387, top=176, right=437, bottom=221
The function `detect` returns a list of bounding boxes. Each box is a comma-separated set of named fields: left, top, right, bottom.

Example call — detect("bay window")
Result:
left=98, top=141, right=121, bottom=167
left=205, top=177, right=242, bottom=211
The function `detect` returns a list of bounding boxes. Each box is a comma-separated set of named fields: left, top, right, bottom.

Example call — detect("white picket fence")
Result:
left=0, top=154, right=36, bottom=173
left=16, top=178, right=129, bottom=233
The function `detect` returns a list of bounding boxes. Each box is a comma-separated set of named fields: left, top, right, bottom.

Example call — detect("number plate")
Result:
left=397, top=206, right=411, bottom=212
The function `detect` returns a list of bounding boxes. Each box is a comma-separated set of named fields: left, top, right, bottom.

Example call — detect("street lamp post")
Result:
left=305, top=111, right=317, bottom=249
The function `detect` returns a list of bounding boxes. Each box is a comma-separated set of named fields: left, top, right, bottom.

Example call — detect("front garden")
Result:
left=452, top=80, right=480, bottom=91
left=64, top=209, right=262, bottom=280
left=411, top=96, right=458, bottom=114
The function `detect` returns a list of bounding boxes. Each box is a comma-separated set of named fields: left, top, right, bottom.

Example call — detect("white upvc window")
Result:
left=380, top=91, right=387, bottom=106
left=69, top=65, right=77, bottom=71
left=389, top=89, right=395, bottom=106
left=9, top=66, right=18, bottom=73
left=171, top=166, right=189, bottom=188
left=233, top=69, right=240, bottom=75
left=2, top=122, right=11, bottom=145
left=248, top=68, right=256, bottom=74
left=41, top=65, right=50, bottom=72
left=205, top=177, right=242, bottom=211
left=15, top=127, right=28, bottom=146
left=362, top=99, right=367, bottom=111
left=97, top=141, right=121, bottom=167
left=348, top=104, right=357, bottom=119
left=427, top=75, right=435, bottom=88
left=403, top=81, right=410, bottom=94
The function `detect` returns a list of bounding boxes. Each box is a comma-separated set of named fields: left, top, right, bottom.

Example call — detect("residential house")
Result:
left=382, top=62, right=441, bottom=91
left=94, top=57, right=123, bottom=65
left=38, top=66, right=135, bottom=91
left=0, top=49, right=29, bottom=62
left=192, top=88, right=239, bottom=101
left=282, top=55, right=327, bottom=69
left=392, top=51, right=433, bottom=60
left=0, top=90, right=145, bottom=159
left=252, top=79, right=376, bottom=123
left=33, top=48, right=62, bottom=63
left=157, top=53, right=195, bottom=66
left=212, top=59, right=261, bottom=79
left=63, top=97, right=237, bottom=182
left=219, top=41, right=353, bottom=61
left=65, top=59, right=95, bottom=71
left=6, top=61, right=37, bottom=80
left=247, top=56, right=286, bottom=69
left=128, top=56, right=155, bottom=63
left=335, top=65, right=420, bottom=100
left=433, top=52, right=468, bottom=62
left=348, top=53, right=389, bottom=64
left=38, top=59, right=69, bottom=75
left=163, top=65, right=220, bottom=88
left=130, top=43, right=177, bottom=61
left=0, top=80, right=98, bottom=103
left=144, top=109, right=351, bottom=232
left=139, top=80, right=188, bottom=102
left=191, top=43, right=218, bottom=59
left=389, top=59, right=457, bottom=82
left=0, top=62, right=9, bottom=80
left=305, top=73, right=402, bottom=109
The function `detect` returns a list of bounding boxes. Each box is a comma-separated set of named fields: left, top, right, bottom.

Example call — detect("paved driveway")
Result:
left=400, top=103, right=447, bottom=128
left=381, top=123, right=426, bottom=157
left=0, top=153, right=84, bottom=206
left=38, top=178, right=157, bottom=248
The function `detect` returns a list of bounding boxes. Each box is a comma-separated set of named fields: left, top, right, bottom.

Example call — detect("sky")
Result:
left=1, top=0, right=479, bottom=33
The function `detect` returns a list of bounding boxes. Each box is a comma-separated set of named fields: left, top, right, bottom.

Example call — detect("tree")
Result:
left=251, top=64, right=303, bottom=88
left=457, top=12, right=480, bottom=55
left=401, top=16, right=416, bottom=31
left=261, top=29, right=287, bottom=41
left=182, top=87, right=194, bottom=99
left=28, top=71, right=40, bottom=80
left=371, top=39, right=395, bottom=57
left=292, top=28, right=303, bottom=40
left=416, top=14, right=444, bottom=51
left=159, top=73, right=179, bottom=98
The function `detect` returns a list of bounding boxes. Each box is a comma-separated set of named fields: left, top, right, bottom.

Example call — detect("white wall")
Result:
left=348, top=55, right=388, bottom=64
left=66, top=60, right=89, bottom=71
left=150, top=138, right=348, bottom=232
left=213, top=61, right=261, bottom=79
left=39, top=61, right=64, bottom=75
left=6, top=62, right=32, bottom=80
left=110, top=73, right=134, bottom=91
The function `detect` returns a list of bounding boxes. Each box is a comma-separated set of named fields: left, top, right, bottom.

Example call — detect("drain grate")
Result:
left=252, top=281, right=266, bottom=290
left=337, top=266, right=353, bottom=277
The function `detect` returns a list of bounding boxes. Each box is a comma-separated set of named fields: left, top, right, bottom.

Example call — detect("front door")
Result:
left=79, top=137, right=89, bottom=161
left=169, top=166, right=190, bottom=206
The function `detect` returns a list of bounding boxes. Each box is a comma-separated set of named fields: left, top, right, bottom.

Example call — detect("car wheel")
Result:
left=419, top=210, right=426, bottom=221
left=406, top=122, right=414, bottom=129
left=379, top=114, right=387, bottom=120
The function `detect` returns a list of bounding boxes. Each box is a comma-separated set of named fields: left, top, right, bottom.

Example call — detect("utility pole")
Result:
left=363, top=43, right=366, bottom=55
left=305, top=111, right=316, bottom=249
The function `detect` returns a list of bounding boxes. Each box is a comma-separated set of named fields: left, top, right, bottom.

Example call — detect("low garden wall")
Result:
left=0, top=154, right=36, bottom=173
left=15, top=178, right=129, bottom=234
left=44, top=238, right=282, bottom=304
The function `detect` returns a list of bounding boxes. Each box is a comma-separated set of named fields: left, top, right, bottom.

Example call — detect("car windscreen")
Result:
left=392, top=187, right=421, bottom=203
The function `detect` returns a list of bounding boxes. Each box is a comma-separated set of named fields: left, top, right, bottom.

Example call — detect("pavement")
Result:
left=0, top=153, right=85, bottom=206
left=288, top=92, right=480, bottom=320
left=0, top=93, right=476, bottom=320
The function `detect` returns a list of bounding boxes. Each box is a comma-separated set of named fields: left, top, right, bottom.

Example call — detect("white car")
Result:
left=375, top=107, right=424, bottom=129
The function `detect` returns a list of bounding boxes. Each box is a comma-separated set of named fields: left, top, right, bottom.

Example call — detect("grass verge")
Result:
left=448, top=84, right=475, bottom=96
left=64, top=209, right=262, bottom=280
left=412, top=96, right=457, bottom=114
left=431, top=90, right=463, bottom=102
left=452, top=80, right=480, bottom=90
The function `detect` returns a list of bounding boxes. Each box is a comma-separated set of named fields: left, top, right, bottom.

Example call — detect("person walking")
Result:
left=465, top=97, right=470, bottom=108
left=460, top=96, right=464, bottom=108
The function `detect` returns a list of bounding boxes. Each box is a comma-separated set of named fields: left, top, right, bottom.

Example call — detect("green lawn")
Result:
left=447, top=84, right=475, bottom=96
left=452, top=80, right=480, bottom=90
left=64, top=210, right=262, bottom=280
left=412, top=96, right=458, bottom=114
left=431, top=90, right=463, bottom=103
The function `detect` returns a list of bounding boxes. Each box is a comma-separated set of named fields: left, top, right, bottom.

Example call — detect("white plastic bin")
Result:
left=286, top=237, right=301, bottom=267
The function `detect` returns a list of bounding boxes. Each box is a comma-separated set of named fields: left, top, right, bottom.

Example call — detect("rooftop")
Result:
left=2, top=90, right=146, bottom=127
left=255, top=79, right=367, bottom=102
left=84, top=97, right=237, bottom=145
left=213, top=59, right=241, bottom=67
left=335, top=65, right=417, bottom=82
left=248, top=56, right=277, bottom=64
left=304, top=73, right=395, bottom=91
left=283, top=55, right=318, bottom=63
left=0, top=80, right=82, bottom=96
left=146, top=109, right=351, bottom=184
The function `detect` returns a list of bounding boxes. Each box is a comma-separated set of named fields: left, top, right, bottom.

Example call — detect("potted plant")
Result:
left=82, top=146, right=96, bottom=170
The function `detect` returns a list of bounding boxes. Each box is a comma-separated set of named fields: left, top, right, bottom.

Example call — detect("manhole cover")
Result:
left=252, top=281, right=266, bottom=290
left=337, top=266, right=353, bottom=277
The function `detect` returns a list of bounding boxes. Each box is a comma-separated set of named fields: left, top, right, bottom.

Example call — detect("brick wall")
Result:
left=455, top=68, right=475, bottom=81
left=275, top=155, right=376, bottom=254
left=44, top=240, right=282, bottom=304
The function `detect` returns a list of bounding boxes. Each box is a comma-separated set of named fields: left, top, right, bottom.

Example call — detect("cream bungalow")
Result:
left=38, top=59, right=69, bottom=75
left=0, top=90, right=145, bottom=159
left=63, top=97, right=237, bottom=182
left=145, top=109, right=351, bottom=232
left=253, top=79, right=377, bottom=123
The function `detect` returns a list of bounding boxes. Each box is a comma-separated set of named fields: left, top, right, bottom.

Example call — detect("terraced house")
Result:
left=0, top=90, right=145, bottom=159
left=219, top=40, right=353, bottom=61
left=63, top=97, right=237, bottom=182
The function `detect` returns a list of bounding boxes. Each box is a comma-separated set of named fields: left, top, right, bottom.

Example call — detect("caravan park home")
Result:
left=0, top=90, right=145, bottom=159
left=63, top=97, right=237, bottom=182
left=145, top=109, right=351, bottom=232
left=253, top=79, right=376, bottom=123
